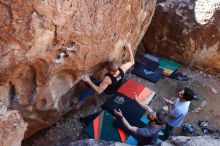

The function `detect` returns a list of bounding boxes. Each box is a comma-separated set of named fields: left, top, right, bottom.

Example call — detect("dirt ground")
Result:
left=23, top=66, right=220, bottom=146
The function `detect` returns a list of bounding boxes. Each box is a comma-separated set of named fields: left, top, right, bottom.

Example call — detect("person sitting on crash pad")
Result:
left=114, top=93, right=165, bottom=145
left=73, top=42, right=135, bottom=109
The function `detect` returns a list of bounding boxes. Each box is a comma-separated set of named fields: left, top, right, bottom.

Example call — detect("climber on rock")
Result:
left=72, top=41, right=135, bottom=109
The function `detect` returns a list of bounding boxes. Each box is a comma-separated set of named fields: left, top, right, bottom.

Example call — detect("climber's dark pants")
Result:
left=78, top=80, right=106, bottom=102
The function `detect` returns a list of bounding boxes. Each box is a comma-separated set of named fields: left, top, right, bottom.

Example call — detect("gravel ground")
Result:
left=22, top=66, right=220, bottom=146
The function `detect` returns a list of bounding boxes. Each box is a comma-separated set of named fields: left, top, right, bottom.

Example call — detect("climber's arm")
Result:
left=120, top=42, right=135, bottom=73
left=83, top=76, right=112, bottom=94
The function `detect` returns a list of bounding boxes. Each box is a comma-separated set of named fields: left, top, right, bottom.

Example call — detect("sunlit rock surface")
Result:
left=143, top=0, right=220, bottom=73
left=162, top=136, right=220, bottom=146
left=0, top=0, right=156, bottom=137
left=57, top=139, right=129, bottom=146
left=195, top=0, right=220, bottom=24
left=55, top=136, right=220, bottom=146
left=0, top=102, right=27, bottom=146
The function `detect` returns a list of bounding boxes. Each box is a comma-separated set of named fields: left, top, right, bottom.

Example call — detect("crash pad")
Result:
left=102, top=94, right=145, bottom=127
left=125, top=135, right=138, bottom=145
left=132, top=63, right=164, bottom=83
left=159, top=58, right=181, bottom=76
left=117, top=80, right=145, bottom=98
left=135, top=56, right=159, bottom=72
left=144, top=53, right=159, bottom=62
left=140, top=116, right=150, bottom=124
left=117, top=79, right=156, bottom=105
left=84, top=110, right=127, bottom=142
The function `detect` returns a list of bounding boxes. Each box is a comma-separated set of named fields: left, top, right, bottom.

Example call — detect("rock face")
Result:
left=162, top=136, right=220, bottom=146
left=55, top=136, right=220, bottom=146
left=0, top=0, right=156, bottom=137
left=0, top=102, right=27, bottom=146
left=56, top=139, right=128, bottom=146
left=143, top=0, right=220, bottom=73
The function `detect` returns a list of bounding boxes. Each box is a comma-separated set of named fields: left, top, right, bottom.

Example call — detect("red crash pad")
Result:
left=117, top=80, right=155, bottom=105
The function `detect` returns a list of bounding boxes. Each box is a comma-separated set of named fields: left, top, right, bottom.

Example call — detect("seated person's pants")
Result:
left=162, top=123, right=174, bottom=140
left=78, top=80, right=106, bottom=102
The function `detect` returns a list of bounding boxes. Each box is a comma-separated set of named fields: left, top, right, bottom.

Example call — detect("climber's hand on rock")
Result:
left=125, top=41, right=131, bottom=49
left=83, top=76, right=91, bottom=82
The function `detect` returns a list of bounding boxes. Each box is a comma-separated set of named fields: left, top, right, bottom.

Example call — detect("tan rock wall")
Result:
left=0, top=102, right=27, bottom=146
left=143, top=0, right=220, bottom=73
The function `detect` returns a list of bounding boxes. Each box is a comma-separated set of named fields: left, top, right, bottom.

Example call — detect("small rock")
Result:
left=192, top=107, right=201, bottom=113
left=201, top=101, right=207, bottom=107
left=162, top=106, right=168, bottom=112
left=210, top=87, right=218, bottom=94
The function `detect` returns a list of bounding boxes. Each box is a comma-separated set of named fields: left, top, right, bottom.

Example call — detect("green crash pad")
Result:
left=159, top=58, right=180, bottom=71
left=84, top=110, right=127, bottom=142
left=159, top=58, right=181, bottom=76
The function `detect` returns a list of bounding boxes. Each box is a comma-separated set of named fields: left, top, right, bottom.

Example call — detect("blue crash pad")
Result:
left=132, top=63, right=164, bottom=83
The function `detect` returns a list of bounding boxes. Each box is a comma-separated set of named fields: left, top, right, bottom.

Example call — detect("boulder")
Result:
left=143, top=0, right=220, bottom=73
left=56, top=139, right=128, bottom=146
left=0, top=102, right=27, bottom=146
left=162, top=136, right=220, bottom=146
left=0, top=0, right=156, bottom=137
left=55, top=136, right=220, bottom=146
